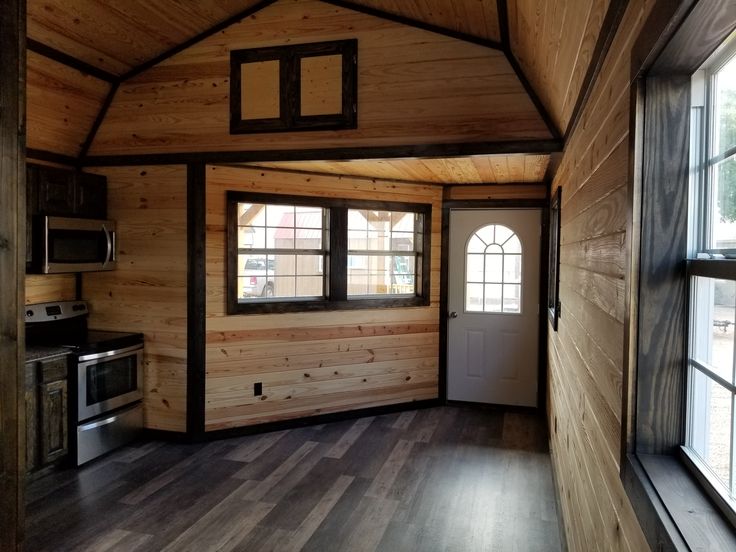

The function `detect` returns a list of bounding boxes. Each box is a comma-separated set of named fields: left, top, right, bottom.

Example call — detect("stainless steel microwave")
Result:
left=36, top=216, right=116, bottom=273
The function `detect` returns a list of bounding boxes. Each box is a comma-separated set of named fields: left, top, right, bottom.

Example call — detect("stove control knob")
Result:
left=26, top=310, right=33, bottom=317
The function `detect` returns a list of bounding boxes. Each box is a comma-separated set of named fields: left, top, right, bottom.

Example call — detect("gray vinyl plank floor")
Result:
left=25, top=406, right=563, bottom=552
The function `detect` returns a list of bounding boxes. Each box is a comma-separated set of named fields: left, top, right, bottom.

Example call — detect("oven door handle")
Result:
left=102, top=224, right=113, bottom=268
left=77, top=344, right=143, bottom=363
left=78, top=413, right=122, bottom=432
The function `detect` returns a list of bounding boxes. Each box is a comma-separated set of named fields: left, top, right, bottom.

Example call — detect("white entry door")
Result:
left=447, top=209, right=541, bottom=406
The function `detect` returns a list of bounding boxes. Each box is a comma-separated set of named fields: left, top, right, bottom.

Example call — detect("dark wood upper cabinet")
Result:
left=37, top=166, right=76, bottom=216
left=75, top=172, right=107, bottom=218
left=28, top=163, right=107, bottom=219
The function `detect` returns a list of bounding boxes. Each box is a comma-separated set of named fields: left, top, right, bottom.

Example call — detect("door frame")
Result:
left=440, top=196, right=550, bottom=409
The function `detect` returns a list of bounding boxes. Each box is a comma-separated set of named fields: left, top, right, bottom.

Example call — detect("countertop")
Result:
left=25, top=345, right=71, bottom=363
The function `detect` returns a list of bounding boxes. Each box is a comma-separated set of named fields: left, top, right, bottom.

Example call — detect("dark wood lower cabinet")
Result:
left=25, top=355, right=69, bottom=474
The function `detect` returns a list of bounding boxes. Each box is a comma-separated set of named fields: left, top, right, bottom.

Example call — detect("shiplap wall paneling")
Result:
left=89, top=0, right=551, bottom=156
left=509, top=0, right=611, bottom=134
left=82, top=166, right=188, bottom=432
left=26, top=51, right=110, bottom=158
left=26, top=0, right=265, bottom=76
left=205, top=165, right=441, bottom=430
left=25, top=275, right=76, bottom=305
left=547, top=0, right=656, bottom=550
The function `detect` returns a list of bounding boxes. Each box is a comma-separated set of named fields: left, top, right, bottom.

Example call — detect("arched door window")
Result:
left=465, top=224, right=522, bottom=313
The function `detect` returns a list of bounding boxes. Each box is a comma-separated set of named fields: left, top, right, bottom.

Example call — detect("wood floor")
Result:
left=25, top=406, right=562, bottom=552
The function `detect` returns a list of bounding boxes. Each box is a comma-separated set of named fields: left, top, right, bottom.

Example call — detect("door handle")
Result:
left=449, top=311, right=458, bottom=319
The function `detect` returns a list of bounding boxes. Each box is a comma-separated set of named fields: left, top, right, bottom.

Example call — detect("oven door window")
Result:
left=86, top=355, right=138, bottom=406
left=48, top=229, right=107, bottom=264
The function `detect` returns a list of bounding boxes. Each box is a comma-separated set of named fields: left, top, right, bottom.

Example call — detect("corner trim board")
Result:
left=78, top=82, right=119, bottom=163
left=564, top=0, right=630, bottom=141
left=187, top=163, right=206, bottom=437
left=26, top=148, right=78, bottom=168
left=26, top=39, right=117, bottom=83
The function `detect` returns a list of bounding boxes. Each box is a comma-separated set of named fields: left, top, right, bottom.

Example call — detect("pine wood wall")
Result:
left=88, top=0, right=551, bottom=157
left=82, top=166, right=188, bottom=432
left=204, top=165, right=441, bottom=431
left=546, top=0, right=654, bottom=550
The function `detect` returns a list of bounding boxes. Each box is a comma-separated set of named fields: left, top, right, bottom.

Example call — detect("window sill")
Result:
left=622, top=453, right=736, bottom=551
left=228, top=295, right=430, bottom=315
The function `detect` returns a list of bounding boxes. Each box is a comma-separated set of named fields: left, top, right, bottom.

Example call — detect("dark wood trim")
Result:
left=564, top=0, right=629, bottom=141
left=621, top=454, right=684, bottom=551
left=496, top=0, right=510, bottom=50
left=547, top=186, right=561, bottom=331
left=26, top=148, right=77, bottom=168
left=82, top=140, right=563, bottom=168
left=0, top=0, right=25, bottom=549
left=538, top=187, right=550, bottom=411
left=225, top=190, right=431, bottom=315
left=26, top=38, right=117, bottom=83
left=230, top=39, right=358, bottom=134
left=78, top=82, right=119, bottom=163
left=204, top=398, right=441, bottom=441
left=505, top=52, right=562, bottom=141
left=496, top=0, right=561, bottom=141
left=321, top=0, right=504, bottom=51
left=186, top=163, right=206, bottom=438
left=120, top=0, right=279, bottom=82
left=439, top=198, right=548, bottom=406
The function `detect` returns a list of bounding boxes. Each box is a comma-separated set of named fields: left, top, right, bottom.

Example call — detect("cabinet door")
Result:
left=75, top=173, right=107, bottom=218
left=25, top=362, right=39, bottom=473
left=37, top=167, right=75, bottom=216
left=40, top=379, right=68, bottom=465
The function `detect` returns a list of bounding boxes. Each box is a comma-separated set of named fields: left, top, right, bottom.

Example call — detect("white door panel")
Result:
left=447, top=209, right=540, bottom=406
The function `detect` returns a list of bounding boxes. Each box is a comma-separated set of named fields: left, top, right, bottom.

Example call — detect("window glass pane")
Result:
left=504, top=254, right=522, bottom=283
left=712, top=156, right=736, bottom=249
left=715, top=54, right=736, bottom=156
left=484, top=284, right=502, bottom=312
left=692, top=276, right=735, bottom=384
left=466, top=283, right=483, bottom=311
left=237, top=202, right=325, bottom=302
left=503, top=284, right=521, bottom=313
left=464, top=224, right=523, bottom=314
left=689, top=368, right=733, bottom=489
left=347, top=254, right=415, bottom=296
left=485, top=254, right=503, bottom=283
left=348, top=209, right=367, bottom=230
left=367, top=230, right=389, bottom=251
left=391, top=211, right=414, bottom=232
left=391, top=231, right=414, bottom=251
left=466, top=254, right=484, bottom=283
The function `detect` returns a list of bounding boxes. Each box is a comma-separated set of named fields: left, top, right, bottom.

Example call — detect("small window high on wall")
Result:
left=227, top=192, right=431, bottom=314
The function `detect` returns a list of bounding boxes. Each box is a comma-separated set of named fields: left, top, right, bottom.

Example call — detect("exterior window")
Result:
left=465, top=224, right=522, bottom=313
left=227, top=192, right=431, bottom=314
left=235, top=202, right=327, bottom=301
left=347, top=209, right=419, bottom=296
left=685, top=40, right=736, bottom=520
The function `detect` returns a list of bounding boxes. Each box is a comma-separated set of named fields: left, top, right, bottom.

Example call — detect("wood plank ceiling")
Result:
left=25, top=0, right=611, bottom=185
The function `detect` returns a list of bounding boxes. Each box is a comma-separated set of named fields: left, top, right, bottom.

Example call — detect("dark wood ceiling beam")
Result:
left=78, top=83, right=119, bottom=164
left=320, top=0, right=504, bottom=51
left=496, top=0, right=562, bottom=141
left=26, top=148, right=78, bottom=168
left=82, top=139, right=563, bottom=167
left=27, top=39, right=117, bottom=82
left=564, top=0, right=630, bottom=141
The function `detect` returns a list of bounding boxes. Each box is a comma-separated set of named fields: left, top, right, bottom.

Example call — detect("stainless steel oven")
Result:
left=77, top=344, right=143, bottom=423
left=37, top=216, right=116, bottom=273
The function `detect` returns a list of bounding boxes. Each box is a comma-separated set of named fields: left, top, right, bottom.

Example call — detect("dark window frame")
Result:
left=547, top=186, right=561, bottom=330
left=622, top=2, right=736, bottom=550
left=229, top=39, right=358, bottom=135
left=226, top=191, right=431, bottom=314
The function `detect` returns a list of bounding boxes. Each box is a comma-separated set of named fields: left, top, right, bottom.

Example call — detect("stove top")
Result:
left=26, top=300, right=143, bottom=356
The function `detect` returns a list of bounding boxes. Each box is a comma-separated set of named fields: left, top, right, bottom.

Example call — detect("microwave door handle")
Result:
left=102, top=224, right=112, bottom=267
left=110, top=230, right=116, bottom=262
